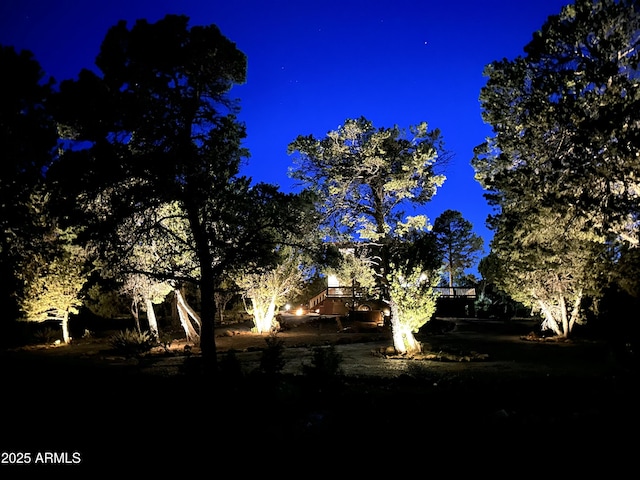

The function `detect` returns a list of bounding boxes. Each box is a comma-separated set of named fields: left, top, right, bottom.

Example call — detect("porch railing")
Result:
left=308, top=286, right=360, bottom=309
left=433, top=287, right=476, bottom=298
left=308, top=285, right=476, bottom=310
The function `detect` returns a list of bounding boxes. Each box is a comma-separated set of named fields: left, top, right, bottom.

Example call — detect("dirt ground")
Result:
left=211, top=315, right=628, bottom=379
left=5, top=314, right=627, bottom=378
left=1, top=316, right=638, bottom=475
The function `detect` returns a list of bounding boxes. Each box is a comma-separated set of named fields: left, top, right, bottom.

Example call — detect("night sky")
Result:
left=0, top=0, right=572, bottom=261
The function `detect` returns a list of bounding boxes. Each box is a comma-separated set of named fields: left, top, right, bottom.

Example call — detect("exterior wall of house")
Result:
left=316, top=298, right=350, bottom=316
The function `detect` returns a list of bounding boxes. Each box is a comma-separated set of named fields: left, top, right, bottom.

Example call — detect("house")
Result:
left=307, top=281, right=476, bottom=320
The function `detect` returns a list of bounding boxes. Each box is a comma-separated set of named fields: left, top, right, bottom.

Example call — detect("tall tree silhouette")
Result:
left=50, top=15, right=309, bottom=371
left=433, top=209, right=483, bottom=291
left=0, top=46, right=57, bottom=327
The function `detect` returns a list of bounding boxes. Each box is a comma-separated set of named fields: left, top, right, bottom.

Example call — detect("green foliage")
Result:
left=84, top=283, right=129, bottom=319
left=488, top=209, right=606, bottom=326
left=288, top=272, right=328, bottom=306
left=302, top=344, right=344, bottom=378
left=33, top=327, right=60, bottom=344
left=237, top=245, right=311, bottom=333
left=473, top=285, right=529, bottom=320
left=326, top=244, right=378, bottom=294
left=288, top=116, right=448, bottom=244
left=289, top=117, right=448, bottom=353
left=113, top=202, right=197, bottom=297
left=258, top=335, right=287, bottom=375
left=387, top=264, right=438, bottom=333
left=471, top=0, right=640, bottom=334
left=0, top=46, right=57, bottom=323
left=18, top=221, right=91, bottom=324
left=608, top=245, right=640, bottom=299
left=108, top=329, right=156, bottom=354
left=387, top=234, right=441, bottom=334
left=473, top=0, right=640, bottom=228
left=50, top=14, right=322, bottom=361
left=432, top=210, right=484, bottom=286
left=158, top=332, right=174, bottom=352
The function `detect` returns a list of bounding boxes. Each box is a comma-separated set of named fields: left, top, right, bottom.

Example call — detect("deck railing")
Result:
left=308, top=285, right=475, bottom=309
left=432, top=287, right=476, bottom=298
left=309, top=287, right=476, bottom=310
left=308, top=286, right=360, bottom=309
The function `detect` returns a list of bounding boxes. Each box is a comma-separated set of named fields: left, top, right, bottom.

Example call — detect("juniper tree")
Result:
left=289, top=117, right=449, bottom=354
left=472, top=0, right=640, bottom=336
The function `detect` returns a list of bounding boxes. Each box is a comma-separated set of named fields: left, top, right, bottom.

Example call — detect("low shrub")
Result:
left=33, top=327, right=60, bottom=345
left=302, top=344, right=344, bottom=378
left=158, top=333, right=174, bottom=352
left=258, top=335, right=286, bottom=375
left=219, top=350, right=243, bottom=380
left=108, top=329, right=156, bottom=355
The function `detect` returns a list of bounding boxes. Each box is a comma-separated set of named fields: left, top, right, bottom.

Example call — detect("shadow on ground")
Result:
left=0, top=317, right=637, bottom=475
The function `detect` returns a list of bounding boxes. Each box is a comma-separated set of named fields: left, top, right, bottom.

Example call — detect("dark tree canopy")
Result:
left=288, top=116, right=449, bottom=244
left=49, top=14, right=313, bottom=369
left=471, top=0, right=640, bottom=335
left=473, top=0, right=640, bottom=240
left=0, top=45, right=58, bottom=324
left=50, top=14, right=248, bottom=211
left=432, top=209, right=483, bottom=287
left=288, top=117, right=449, bottom=353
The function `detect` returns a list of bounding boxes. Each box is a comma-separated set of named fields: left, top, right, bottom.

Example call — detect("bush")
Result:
left=219, top=350, right=243, bottom=380
left=158, top=333, right=174, bottom=352
left=33, top=327, right=60, bottom=345
left=258, top=335, right=286, bottom=375
left=108, top=329, right=156, bottom=355
left=302, top=344, right=344, bottom=378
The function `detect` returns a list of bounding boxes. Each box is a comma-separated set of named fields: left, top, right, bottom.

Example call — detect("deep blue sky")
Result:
left=1, top=0, right=572, bottom=261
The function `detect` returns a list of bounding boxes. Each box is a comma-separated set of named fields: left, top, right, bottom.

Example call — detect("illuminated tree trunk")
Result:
left=537, top=299, right=563, bottom=336
left=61, top=310, right=71, bottom=344
left=174, top=289, right=200, bottom=342
left=389, top=301, right=422, bottom=355
left=130, top=300, right=141, bottom=333
left=250, top=296, right=278, bottom=334
left=448, top=268, right=454, bottom=297
left=568, top=291, right=582, bottom=334
left=559, top=295, right=569, bottom=338
left=145, top=298, right=159, bottom=340
left=536, top=290, right=582, bottom=339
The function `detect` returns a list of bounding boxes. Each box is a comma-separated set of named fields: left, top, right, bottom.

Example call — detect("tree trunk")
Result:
left=199, top=272, right=218, bottom=374
left=174, top=289, right=199, bottom=342
left=185, top=200, right=218, bottom=374
left=176, top=303, right=199, bottom=342
left=252, top=296, right=278, bottom=334
left=214, top=291, right=234, bottom=324
left=568, top=290, right=582, bottom=335
left=145, top=298, right=159, bottom=340
left=131, top=301, right=141, bottom=333
left=559, top=295, right=569, bottom=338
left=216, top=302, right=225, bottom=324
left=389, top=300, right=422, bottom=355
left=537, top=298, right=565, bottom=337
left=61, top=311, right=71, bottom=344
left=176, top=290, right=201, bottom=330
